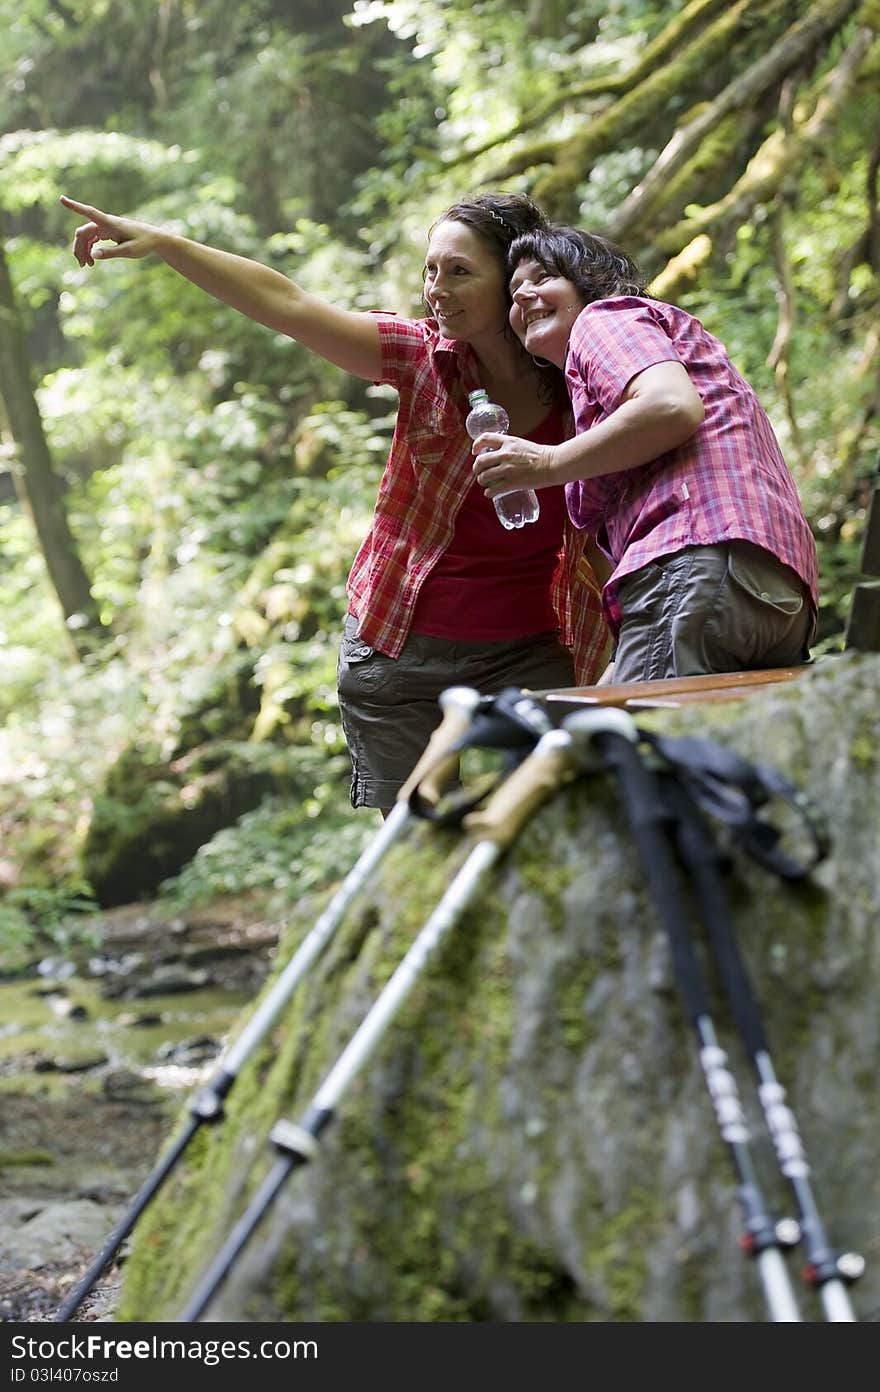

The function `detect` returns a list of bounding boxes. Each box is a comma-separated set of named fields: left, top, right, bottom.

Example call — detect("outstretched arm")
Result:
left=60, top=196, right=383, bottom=381
left=472, top=361, right=704, bottom=495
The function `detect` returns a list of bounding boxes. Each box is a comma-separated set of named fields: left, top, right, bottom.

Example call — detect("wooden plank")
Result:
left=626, top=684, right=798, bottom=708
left=540, top=665, right=807, bottom=712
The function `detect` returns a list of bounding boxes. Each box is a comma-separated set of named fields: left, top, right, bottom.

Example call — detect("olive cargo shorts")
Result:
left=337, top=615, right=575, bottom=810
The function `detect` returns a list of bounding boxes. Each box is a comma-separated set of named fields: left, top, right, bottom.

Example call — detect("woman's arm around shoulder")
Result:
left=60, top=195, right=383, bottom=381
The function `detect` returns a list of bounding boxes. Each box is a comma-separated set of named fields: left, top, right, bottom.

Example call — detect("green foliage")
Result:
left=0, top=129, right=188, bottom=219
left=0, top=883, right=98, bottom=961
left=0, top=364, right=386, bottom=929
left=158, top=775, right=373, bottom=912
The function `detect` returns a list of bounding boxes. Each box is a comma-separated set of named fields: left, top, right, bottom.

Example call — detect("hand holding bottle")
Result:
left=465, top=390, right=540, bottom=531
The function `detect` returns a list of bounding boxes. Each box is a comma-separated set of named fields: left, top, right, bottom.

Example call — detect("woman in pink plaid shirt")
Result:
left=61, top=193, right=609, bottom=812
left=472, top=225, right=818, bottom=684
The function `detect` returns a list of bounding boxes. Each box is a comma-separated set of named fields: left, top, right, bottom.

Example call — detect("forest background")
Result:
left=0, top=0, right=878, bottom=961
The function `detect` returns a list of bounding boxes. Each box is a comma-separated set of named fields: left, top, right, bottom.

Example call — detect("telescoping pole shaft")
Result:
left=205, top=683, right=482, bottom=1086
left=665, top=780, right=861, bottom=1322
left=564, top=708, right=803, bottom=1323
left=179, top=724, right=579, bottom=1322
left=53, top=685, right=481, bottom=1323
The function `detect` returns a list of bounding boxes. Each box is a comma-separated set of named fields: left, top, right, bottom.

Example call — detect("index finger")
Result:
left=60, top=195, right=100, bottom=218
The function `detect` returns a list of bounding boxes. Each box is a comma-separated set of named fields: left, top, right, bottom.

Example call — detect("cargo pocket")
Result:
left=705, top=542, right=806, bottom=667
left=337, top=615, right=398, bottom=696
left=727, top=542, right=804, bottom=616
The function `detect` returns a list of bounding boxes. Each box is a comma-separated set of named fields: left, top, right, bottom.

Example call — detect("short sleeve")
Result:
left=568, top=298, right=683, bottom=414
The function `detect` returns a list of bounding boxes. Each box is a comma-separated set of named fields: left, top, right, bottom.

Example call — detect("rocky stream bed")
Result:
left=0, top=897, right=280, bottom=1323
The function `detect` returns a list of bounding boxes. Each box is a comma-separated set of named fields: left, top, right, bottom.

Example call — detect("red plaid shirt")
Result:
left=564, top=298, right=819, bottom=634
left=346, top=313, right=608, bottom=682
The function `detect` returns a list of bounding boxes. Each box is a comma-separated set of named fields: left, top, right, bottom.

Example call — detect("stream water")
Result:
left=0, top=896, right=280, bottom=1321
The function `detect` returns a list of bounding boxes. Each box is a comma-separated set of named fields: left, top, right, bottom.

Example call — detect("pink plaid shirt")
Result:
left=564, top=297, right=819, bottom=634
left=346, top=312, right=608, bottom=682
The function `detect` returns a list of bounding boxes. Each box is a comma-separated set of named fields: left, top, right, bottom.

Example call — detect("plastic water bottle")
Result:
left=465, top=389, right=540, bottom=530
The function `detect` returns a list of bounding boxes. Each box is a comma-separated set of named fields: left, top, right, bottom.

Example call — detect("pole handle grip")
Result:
left=462, top=730, right=573, bottom=848
left=397, top=686, right=481, bottom=807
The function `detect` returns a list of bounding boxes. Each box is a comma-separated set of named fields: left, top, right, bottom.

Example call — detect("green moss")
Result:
left=116, top=819, right=493, bottom=1318
left=581, top=1191, right=660, bottom=1320
left=0, top=1147, right=55, bottom=1167
left=262, top=866, right=538, bottom=1322
left=556, top=955, right=606, bottom=1052
left=849, top=734, right=875, bottom=770
left=678, top=1249, right=711, bottom=1322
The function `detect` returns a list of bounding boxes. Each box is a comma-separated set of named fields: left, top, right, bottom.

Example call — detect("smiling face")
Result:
left=508, top=258, right=586, bottom=369
left=423, top=219, right=509, bottom=347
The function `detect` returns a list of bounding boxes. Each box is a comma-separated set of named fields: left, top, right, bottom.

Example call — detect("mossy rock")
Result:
left=82, top=739, right=306, bottom=906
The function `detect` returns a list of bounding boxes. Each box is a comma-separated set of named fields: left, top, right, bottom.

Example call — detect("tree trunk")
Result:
left=501, top=0, right=790, bottom=211
left=0, top=237, right=108, bottom=658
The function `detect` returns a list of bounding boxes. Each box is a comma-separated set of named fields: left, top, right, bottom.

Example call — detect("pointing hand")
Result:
left=60, top=195, right=162, bottom=267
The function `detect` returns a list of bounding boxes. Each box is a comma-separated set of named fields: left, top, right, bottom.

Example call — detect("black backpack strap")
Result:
left=641, top=731, right=830, bottom=880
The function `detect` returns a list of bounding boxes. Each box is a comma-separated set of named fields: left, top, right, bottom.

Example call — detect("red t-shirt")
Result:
left=410, top=407, right=568, bottom=639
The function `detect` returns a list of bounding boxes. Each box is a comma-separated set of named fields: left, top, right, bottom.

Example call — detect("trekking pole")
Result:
left=664, top=777, right=863, bottom=1321
left=53, top=685, right=481, bottom=1323
left=563, top=708, right=804, bottom=1322
left=178, top=719, right=582, bottom=1322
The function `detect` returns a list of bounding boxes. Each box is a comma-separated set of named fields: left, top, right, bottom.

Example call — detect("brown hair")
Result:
left=433, top=191, right=550, bottom=262
left=429, top=193, right=567, bottom=405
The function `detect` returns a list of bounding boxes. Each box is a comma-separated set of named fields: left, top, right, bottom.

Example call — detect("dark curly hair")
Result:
left=507, top=226, right=648, bottom=304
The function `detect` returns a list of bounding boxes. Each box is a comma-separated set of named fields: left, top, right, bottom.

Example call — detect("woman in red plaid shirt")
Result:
left=472, top=225, right=818, bottom=684
left=61, top=193, right=609, bottom=813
